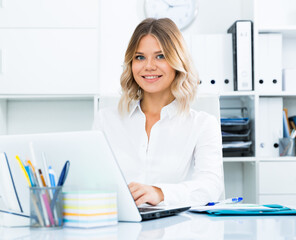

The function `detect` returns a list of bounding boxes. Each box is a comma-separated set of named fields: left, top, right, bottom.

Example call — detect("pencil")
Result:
left=15, top=155, right=31, bottom=187
left=38, top=169, right=47, bottom=187
left=16, top=156, right=44, bottom=226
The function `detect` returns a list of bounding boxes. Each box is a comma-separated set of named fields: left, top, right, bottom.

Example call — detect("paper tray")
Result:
left=222, top=129, right=251, bottom=141
left=222, top=143, right=252, bottom=157
left=221, top=118, right=250, bottom=132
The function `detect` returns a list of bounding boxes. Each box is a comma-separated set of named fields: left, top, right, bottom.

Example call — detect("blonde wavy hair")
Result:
left=118, top=18, right=199, bottom=115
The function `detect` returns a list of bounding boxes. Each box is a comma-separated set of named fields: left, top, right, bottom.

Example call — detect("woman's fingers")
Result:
left=131, top=188, right=145, bottom=201
left=128, top=182, right=164, bottom=206
left=128, top=182, right=141, bottom=194
left=128, top=182, right=144, bottom=200
left=135, top=195, right=148, bottom=206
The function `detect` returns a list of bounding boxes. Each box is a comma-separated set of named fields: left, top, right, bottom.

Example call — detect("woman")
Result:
left=93, top=18, right=224, bottom=206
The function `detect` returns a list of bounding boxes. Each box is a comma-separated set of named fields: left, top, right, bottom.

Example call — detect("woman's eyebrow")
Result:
left=135, top=51, right=163, bottom=55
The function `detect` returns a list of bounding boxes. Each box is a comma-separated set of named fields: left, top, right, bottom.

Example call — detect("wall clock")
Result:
left=144, top=0, right=199, bottom=30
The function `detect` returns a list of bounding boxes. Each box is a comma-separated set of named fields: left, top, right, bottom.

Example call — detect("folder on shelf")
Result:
left=191, top=34, right=233, bottom=93
left=289, top=116, right=296, bottom=130
left=283, top=108, right=290, bottom=137
left=227, top=20, right=254, bottom=91
left=257, top=34, right=282, bottom=92
left=258, top=97, right=283, bottom=157
left=190, top=204, right=296, bottom=216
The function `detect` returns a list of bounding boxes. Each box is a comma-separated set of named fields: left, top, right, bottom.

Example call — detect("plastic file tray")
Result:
left=222, top=129, right=251, bottom=141
left=221, top=118, right=250, bottom=132
left=223, top=144, right=252, bottom=157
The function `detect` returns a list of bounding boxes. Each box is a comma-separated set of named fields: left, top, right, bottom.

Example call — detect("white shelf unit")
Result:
left=0, top=94, right=95, bottom=135
left=0, top=1, right=99, bottom=134
left=193, top=0, right=296, bottom=204
left=223, top=157, right=257, bottom=163
left=254, top=0, right=296, bottom=200
left=0, top=0, right=295, bottom=205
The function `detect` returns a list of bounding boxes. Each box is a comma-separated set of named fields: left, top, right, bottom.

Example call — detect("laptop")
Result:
left=0, top=131, right=190, bottom=222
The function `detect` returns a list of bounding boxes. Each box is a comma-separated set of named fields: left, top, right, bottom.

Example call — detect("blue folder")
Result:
left=205, top=204, right=296, bottom=216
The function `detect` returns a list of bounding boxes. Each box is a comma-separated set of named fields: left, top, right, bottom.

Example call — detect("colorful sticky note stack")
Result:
left=63, top=191, right=118, bottom=228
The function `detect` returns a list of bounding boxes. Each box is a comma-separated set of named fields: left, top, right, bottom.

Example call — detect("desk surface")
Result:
left=1, top=212, right=296, bottom=239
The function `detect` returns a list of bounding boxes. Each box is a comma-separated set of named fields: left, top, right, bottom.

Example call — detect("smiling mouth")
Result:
left=142, top=75, right=162, bottom=82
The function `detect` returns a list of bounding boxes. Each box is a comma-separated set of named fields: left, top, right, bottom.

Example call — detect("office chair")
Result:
left=191, top=94, right=225, bottom=200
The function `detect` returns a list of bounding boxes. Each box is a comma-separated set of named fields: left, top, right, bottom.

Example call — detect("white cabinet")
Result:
left=0, top=0, right=98, bottom=28
left=254, top=0, right=296, bottom=204
left=259, top=162, right=296, bottom=194
left=0, top=29, right=98, bottom=94
left=0, top=1, right=99, bottom=135
left=259, top=161, right=296, bottom=205
left=194, top=0, right=296, bottom=203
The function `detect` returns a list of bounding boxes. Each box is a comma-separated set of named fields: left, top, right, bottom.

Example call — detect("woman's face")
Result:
left=132, top=35, right=176, bottom=97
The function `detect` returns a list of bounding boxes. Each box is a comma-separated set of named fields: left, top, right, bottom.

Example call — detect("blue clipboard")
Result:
left=205, top=204, right=296, bottom=216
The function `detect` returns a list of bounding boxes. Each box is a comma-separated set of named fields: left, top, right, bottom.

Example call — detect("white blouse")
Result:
left=92, top=100, right=224, bottom=206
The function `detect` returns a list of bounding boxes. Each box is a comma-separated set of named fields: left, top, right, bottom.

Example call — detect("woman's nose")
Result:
left=145, top=58, right=157, bottom=70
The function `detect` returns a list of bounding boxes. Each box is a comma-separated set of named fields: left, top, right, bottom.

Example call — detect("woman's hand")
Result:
left=128, top=182, right=164, bottom=206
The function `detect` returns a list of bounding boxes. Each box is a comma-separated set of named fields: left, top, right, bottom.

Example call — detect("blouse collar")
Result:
left=129, top=99, right=178, bottom=119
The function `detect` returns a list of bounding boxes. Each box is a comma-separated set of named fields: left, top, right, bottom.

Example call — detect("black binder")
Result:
left=227, top=20, right=254, bottom=91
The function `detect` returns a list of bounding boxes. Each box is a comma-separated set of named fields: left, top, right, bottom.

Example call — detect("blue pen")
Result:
left=57, top=160, right=70, bottom=186
left=48, top=166, right=56, bottom=187
left=50, top=161, right=70, bottom=210
left=50, top=161, right=70, bottom=226
left=25, top=165, right=34, bottom=187
left=207, top=197, right=243, bottom=206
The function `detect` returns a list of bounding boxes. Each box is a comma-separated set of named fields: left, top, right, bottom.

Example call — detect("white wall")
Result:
left=99, top=0, right=144, bottom=95
left=98, top=0, right=250, bottom=96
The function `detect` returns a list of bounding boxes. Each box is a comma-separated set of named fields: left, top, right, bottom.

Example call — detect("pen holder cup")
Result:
left=29, top=186, right=63, bottom=228
left=279, top=138, right=296, bottom=156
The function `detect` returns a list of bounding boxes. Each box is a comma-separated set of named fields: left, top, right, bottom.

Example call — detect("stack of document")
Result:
left=63, top=191, right=118, bottom=228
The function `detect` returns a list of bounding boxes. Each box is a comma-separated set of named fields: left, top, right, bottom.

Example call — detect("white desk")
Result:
left=1, top=212, right=296, bottom=239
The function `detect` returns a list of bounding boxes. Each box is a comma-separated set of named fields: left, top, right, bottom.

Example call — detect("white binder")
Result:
left=282, top=68, right=296, bottom=92
left=228, top=21, right=253, bottom=91
left=257, top=97, right=283, bottom=157
left=0, top=153, right=23, bottom=212
left=256, top=34, right=282, bottom=92
left=0, top=153, right=30, bottom=227
left=191, top=34, right=233, bottom=93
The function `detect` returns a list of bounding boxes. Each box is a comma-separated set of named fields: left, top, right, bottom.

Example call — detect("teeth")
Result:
left=144, top=75, right=160, bottom=79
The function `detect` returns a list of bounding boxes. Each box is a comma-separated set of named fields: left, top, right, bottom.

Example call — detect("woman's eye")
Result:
left=156, top=54, right=165, bottom=59
left=135, top=55, right=145, bottom=60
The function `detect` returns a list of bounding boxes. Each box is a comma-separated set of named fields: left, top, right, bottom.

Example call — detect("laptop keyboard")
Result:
left=138, top=207, right=163, bottom=213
